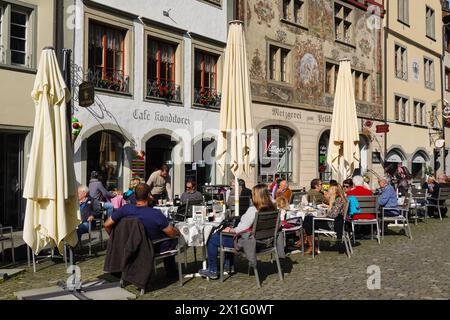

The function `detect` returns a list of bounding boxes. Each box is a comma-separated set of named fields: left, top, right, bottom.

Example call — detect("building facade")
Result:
left=384, top=0, right=443, bottom=181
left=71, top=0, right=232, bottom=198
left=235, top=0, right=386, bottom=189
left=442, top=0, right=450, bottom=175
left=0, top=0, right=65, bottom=229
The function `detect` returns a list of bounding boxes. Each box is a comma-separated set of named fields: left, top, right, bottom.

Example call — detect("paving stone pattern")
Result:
left=0, top=218, right=449, bottom=300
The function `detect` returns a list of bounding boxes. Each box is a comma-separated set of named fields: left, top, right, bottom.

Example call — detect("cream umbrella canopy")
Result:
left=23, top=48, right=81, bottom=255
left=326, top=59, right=360, bottom=183
left=216, top=21, right=256, bottom=216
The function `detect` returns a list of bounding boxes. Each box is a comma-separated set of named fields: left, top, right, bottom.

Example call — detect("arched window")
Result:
left=412, top=151, right=429, bottom=180
left=87, top=131, right=124, bottom=190
left=259, top=126, right=294, bottom=183
left=384, top=149, right=405, bottom=177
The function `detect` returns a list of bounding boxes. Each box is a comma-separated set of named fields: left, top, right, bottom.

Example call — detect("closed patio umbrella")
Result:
left=216, top=21, right=256, bottom=216
left=23, top=47, right=81, bottom=255
left=327, top=59, right=360, bottom=183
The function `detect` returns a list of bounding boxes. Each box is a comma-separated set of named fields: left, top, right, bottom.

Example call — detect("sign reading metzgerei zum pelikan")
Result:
left=78, top=82, right=95, bottom=108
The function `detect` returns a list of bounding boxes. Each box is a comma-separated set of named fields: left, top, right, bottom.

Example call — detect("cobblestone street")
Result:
left=1, top=217, right=449, bottom=300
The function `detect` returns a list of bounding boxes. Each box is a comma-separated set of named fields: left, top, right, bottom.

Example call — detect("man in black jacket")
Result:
left=77, top=185, right=102, bottom=242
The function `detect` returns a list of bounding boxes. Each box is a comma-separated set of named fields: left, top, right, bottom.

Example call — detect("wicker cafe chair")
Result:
left=219, top=210, right=283, bottom=288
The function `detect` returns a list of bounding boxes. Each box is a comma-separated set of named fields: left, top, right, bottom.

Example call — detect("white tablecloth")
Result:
left=154, top=206, right=178, bottom=218
left=176, top=221, right=220, bottom=247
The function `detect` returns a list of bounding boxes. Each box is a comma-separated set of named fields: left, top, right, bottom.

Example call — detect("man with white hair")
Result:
left=77, top=185, right=102, bottom=242
left=345, top=176, right=374, bottom=220
left=377, top=177, right=399, bottom=217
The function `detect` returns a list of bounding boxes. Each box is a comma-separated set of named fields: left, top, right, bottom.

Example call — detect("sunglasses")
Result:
left=343, top=185, right=350, bottom=188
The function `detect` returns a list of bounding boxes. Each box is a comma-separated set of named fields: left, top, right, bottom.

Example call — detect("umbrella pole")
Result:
left=235, top=176, right=239, bottom=217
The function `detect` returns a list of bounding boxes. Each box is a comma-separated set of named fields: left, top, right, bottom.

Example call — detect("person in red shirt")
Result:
left=344, top=176, right=375, bottom=220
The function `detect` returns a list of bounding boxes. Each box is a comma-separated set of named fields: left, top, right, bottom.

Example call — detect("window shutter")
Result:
left=402, top=48, right=407, bottom=79
left=398, top=0, right=404, bottom=21
left=404, top=0, right=409, bottom=24
left=430, top=61, right=434, bottom=88
left=432, top=10, right=435, bottom=38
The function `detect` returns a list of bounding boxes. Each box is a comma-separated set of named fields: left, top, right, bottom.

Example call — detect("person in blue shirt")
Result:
left=104, top=183, right=180, bottom=278
left=377, top=177, right=399, bottom=217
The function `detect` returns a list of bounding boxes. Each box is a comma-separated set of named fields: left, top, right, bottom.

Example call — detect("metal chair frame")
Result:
left=350, top=196, right=381, bottom=245
left=312, top=201, right=353, bottom=259
left=409, top=188, right=428, bottom=224
left=379, top=194, right=413, bottom=240
left=426, top=186, right=450, bottom=221
left=219, top=210, right=283, bottom=288
left=0, top=224, right=15, bottom=264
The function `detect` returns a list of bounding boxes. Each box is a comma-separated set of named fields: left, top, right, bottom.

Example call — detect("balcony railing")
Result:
left=87, top=68, right=130, bottom=93
left=194, top=88, right=221, bottom=109
left=147, top=79, right=181, bottom=102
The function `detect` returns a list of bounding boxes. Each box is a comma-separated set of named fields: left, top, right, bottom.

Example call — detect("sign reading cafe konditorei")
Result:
left=133, top=109, right=191, bottom=125
left=78, top=82, right=95, bottom=108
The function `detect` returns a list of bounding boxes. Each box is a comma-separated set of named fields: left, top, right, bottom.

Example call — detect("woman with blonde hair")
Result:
left=199, top=184, right=276, bottom=279
left=302, top=184, right=348, bottom=255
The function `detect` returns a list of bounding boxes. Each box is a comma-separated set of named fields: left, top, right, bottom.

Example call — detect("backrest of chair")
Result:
left=401, top=193, right=411, bottom=211
left=411, top=187, right=427, bottom=200
left=290, top=192, right=303, bottom=204
left=438, top=186, right=450, bottom=200
left=252, top=210, right=280, bottom=241
left=354, top=196, right=378, bottom=218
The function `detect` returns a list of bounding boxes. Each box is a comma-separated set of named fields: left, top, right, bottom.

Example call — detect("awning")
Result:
left=412, top=154, right=427, bottom=164
left=386, top=153, right=403, bottom=163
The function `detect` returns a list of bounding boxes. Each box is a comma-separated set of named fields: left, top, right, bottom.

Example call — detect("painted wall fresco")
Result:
left=249, top=49, right=265, bottom=80
left=294, top=38, right=323, bottom=104
left=254, top=0, right=275, bottom=27
left=242, top=0, right=383, bottom=120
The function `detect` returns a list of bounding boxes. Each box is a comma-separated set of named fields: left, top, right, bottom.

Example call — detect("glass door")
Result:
left=0, top=132, right=25, bottom=229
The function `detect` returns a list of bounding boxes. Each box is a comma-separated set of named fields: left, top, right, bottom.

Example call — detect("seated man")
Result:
left=180, top=180, right=203, bottom=204
left=377, top=177, right=399, bottom=217
left=307, top=179, right=329, bottom=205
left=428, top=174, right=449, bottom=218
left=104, top=183, right=180, bottom=278
left=77, top=185, right=102, bottom=243
left=275, top=180, right=293, bottom=203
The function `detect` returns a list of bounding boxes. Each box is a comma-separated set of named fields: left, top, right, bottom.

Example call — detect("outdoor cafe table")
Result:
left=176, top=220, right=221, bottom=278
left=154, top=206, right=178, bottom=218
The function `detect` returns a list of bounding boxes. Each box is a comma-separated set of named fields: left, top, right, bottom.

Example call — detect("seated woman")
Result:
left=199, top=184, right=276, bottom=280
left=302, top=185, right=347, bottom=255
left=276, top=196, right=302, bottom=248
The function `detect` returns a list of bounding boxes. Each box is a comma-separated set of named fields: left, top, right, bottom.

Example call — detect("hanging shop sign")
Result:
left=78, top=82, right=95, bottom=108
left=376, top=124, right=390, bottom=133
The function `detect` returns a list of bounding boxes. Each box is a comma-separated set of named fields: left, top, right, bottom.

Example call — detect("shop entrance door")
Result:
left=0, top=132, right=26, bottom=229
left=145, top=135, right=176, bottom=182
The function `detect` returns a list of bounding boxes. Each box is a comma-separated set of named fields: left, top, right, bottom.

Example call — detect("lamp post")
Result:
left=440, top=15, right=450, bottom=175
